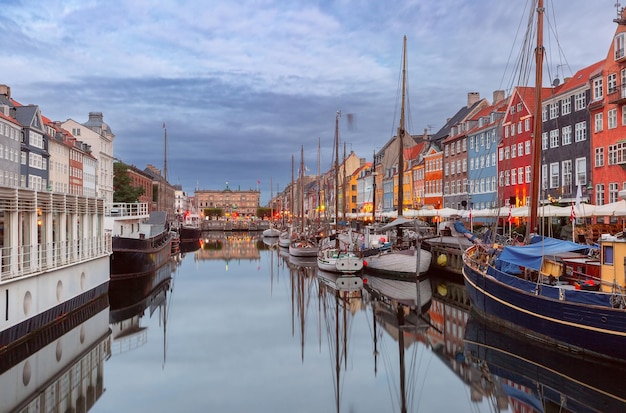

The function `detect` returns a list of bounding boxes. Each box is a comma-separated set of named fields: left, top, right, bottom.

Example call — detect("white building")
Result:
left=63, top=113, right=115, bottom=203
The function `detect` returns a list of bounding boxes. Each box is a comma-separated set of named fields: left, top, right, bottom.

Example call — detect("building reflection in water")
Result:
left=0, top=294, right=110, bottom=413
left=196, top=232, right=262, bottom=270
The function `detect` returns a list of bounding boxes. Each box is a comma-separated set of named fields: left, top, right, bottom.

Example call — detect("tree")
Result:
left=113, top=161, right=144, bottom=203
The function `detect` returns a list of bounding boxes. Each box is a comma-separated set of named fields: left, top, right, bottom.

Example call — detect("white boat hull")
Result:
left=364, top=248, right=431, bottom=278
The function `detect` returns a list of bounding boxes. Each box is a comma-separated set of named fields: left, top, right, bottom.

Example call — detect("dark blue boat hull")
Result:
left=463, top=255, right=626, bottom=360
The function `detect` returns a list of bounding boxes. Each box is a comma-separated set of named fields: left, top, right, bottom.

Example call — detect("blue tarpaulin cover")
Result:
left=496, top=236, right=587, bottom=272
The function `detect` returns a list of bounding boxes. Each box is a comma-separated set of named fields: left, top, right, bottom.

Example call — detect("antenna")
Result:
left=614, top=2, right=626, bottom=24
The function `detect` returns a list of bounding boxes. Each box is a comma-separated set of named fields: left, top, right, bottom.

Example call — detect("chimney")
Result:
left=493, top=90, right=505, bottom=103
left=423, top=128, right=429, bottom=142
left=467, top=92, right=480, bottom=107
left=0, top=84, right=10, bottom=99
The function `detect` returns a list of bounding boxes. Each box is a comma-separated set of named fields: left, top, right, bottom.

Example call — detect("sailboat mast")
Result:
left=301, top=145, right=305, bottom=230
left=528, top=0, right=545, bottom=238
left=398, top=35, right=407, bottom=218
left=291, top=154, right=294, bottom=223
left=335, top=111, right=340, bottom=248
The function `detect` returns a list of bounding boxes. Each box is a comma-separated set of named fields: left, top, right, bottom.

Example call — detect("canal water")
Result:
left=5, top=232, right=626, bottom=412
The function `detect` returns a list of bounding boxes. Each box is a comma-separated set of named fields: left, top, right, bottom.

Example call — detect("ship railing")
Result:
left=105, top=202, right=150, bottom=217
left=0, top=234, right=112, bottom=281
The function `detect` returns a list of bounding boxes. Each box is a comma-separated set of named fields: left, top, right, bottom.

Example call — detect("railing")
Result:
left=105, top=202, right=150, bottom=217
left=0, top=234, right=112, bottom=281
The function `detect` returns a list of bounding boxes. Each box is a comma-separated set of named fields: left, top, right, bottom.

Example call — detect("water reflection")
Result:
left=196, top=232, right=261, bottom=263
left=108, top=260, right=175, bottom=365
left=0, top=295, right=110, bottom=412
left=275, top=241, right=626, bottom=412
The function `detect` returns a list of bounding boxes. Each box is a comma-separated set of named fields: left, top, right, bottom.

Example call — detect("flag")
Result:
left=257, top=179, right=261, bottom=185
left=570, top=202, right=576, bottom=223
left=507, top=203, right=512, bottom=223
left=163, top=122, right=166, bottom=129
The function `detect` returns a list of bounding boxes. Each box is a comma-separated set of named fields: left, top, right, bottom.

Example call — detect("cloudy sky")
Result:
left=0, top=0, right=619, bottom=204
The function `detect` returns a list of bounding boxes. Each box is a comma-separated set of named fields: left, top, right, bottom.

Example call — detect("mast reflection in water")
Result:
left=28, top=232, right=618, bottom=412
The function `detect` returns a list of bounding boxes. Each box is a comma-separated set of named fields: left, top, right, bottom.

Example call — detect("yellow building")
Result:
left=195, top=185, right=260, bottom=217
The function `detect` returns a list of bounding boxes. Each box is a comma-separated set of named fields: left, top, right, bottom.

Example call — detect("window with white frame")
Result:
left=550, top=163, right=559, bottom=188
left=609, top=73, right=618, bottom=93
left=525, top=118, right=530, bottom=131
left=595, top=147, right=604, bottom=167
left=575, top=122, right=587, bottom=142
left=562, top=160, right=572, bottom=193
left=609, top=108, right=618, bottom=129
left=525, top=140, right=531, bottom=154
left=511, top=169, right=517, bottom=185
left=575, top=157, right=586, bottom=186
left=505, top=170, right=510, bottom=186
left=561, top=97, right=571, bottom=115
left=574, top=92, right=586, bottom=110
left=550, top=129, right=559, bottom=148
left=526, top=165, right=531, bottom=183
left=609, top=182, right=619, bottom=203
left=608, top=142, right=626, bottom=165
left=549, top=102, right=559, bottom=119
left=511, top=144, right=517, bottom=158
left=542, top=105, right=548, bottom=122
left=596, top=184, right=605, bottom=205
left=593, top=78, right=604, bottom=100
left=595, top=113, right=603, bottom=132
left=542, top=132, right=548, bottom=150
left=518, top=143, right=523, bottom=156
left=542, top=164, right=548, bottom=190
left=518, top=167, right=523, bottom=184
left=615, top=33, right=626, bottom=60
left=561, top=125, right=572, bottom=145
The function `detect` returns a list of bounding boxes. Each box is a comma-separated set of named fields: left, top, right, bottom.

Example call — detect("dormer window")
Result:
left=615, top=33, right=626, bottom=61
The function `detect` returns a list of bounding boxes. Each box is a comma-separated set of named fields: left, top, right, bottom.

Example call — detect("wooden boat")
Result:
left=317, top=111, right=364, bottom=274
left=362, top=37, right=431, bottom=278
left=110, top=210, right=173, bottom=279
left=462, top=0, right=626, bottom=361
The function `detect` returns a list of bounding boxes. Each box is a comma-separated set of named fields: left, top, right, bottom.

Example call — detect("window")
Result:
left=518, top=143, right=523, bottom=157
left=604, top=245, right=614, bottom=265
left=595, top=113, right=603, bottom=132
left=615, top=32, right=626, bottom=60
left=596, top=183, right=605, bottom=205
left=610, top=182, right=619, bottom=203
left=575, top=122, right=587, bottom=142
left=525, top=140, right=531, bottom=155
left=550, top=163, right=559, bottom=188
left=542, top=105, right=548, bottom=122
left=593, top=77, right=603, bottom=100
left=511, top=144, right=517, bottom=158
left=574, top=92, right=586, bottom=111
left=562, top=160, right=572, bottom=193
left=608, top=73, right=618, bottom=94
left=622, top=105, right=626, bottom=125
left=576, top=157, right=586, bottom=186
left=525, top=118, right=530, bottom=131
left=561, top=125, right=572, bottom=145
left=561, top=97, right=571, bottom=115
left=511, top=169, right=516, bottom=185
left=608, top=142, right=626, bottom=165
left=549, top=129, right=559, bottom=148
left=609, top=108, right=618, bottom=129
left=549, top=102, right=559, bottom=119
left=518, top=167, right=523, bottom=184
left=595, top=147, right=605, bottom=167
left=542, top=132, right=548, bottom=150
left=542, top=164, right=548, bottom=189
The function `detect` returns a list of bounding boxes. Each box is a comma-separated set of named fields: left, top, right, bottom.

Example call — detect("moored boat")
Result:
left=109, top=208, right=173, bottom=279
left=462, top=0, right=626, bottom=362
left=0, top=189, right=111, bottom=348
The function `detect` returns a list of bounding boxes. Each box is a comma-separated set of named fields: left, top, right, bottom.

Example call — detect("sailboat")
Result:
left=263, top=177, right=281, bottom=238
left=362, top=36, right=432, bottom=279
left=317, top=111, right=364, bottom=274
left=279, top=155, right=295, bottom=248
left=289, top=145, right=318, bottom=258
left=462, top=0, right=626, bottom=362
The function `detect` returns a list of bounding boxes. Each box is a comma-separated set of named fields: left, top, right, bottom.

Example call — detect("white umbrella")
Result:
left=593, top=200, right=626, bottom=216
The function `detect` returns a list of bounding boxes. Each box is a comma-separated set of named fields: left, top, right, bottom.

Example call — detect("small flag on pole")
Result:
left=570, top=202, right=576, bottom=223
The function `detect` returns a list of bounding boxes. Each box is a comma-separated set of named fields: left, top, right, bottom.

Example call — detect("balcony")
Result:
left=608, top=84, right=626, bottom=105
